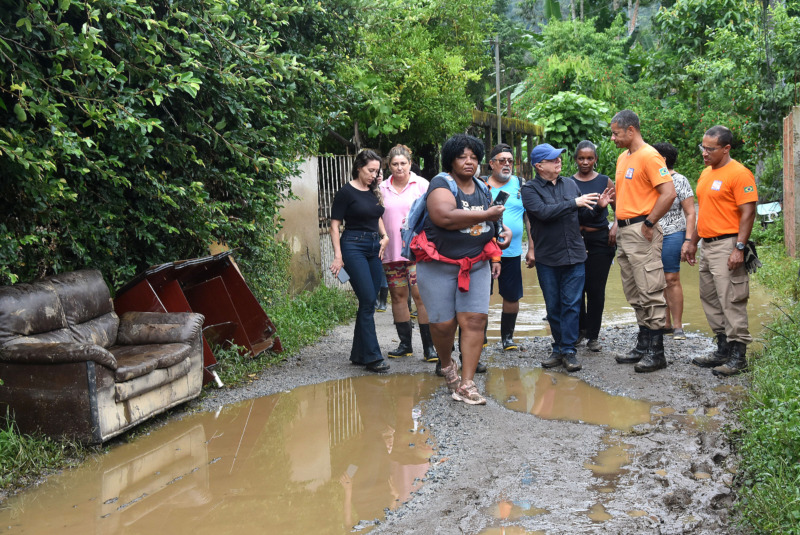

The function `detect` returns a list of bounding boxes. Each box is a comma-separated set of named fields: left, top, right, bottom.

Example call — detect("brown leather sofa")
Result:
left=0, top=270, right=205, bottom=443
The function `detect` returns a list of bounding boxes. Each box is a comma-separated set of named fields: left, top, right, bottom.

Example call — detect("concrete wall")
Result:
left=784, top=107, right=800, bottom=257
left=279, top=158, right=322, bottom=293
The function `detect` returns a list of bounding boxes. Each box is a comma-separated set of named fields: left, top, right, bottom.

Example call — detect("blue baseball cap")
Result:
left=530, top=143, right=566, bottom=165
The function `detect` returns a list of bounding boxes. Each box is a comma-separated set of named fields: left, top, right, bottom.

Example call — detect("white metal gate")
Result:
left=318, top=155, right=353, bottom=288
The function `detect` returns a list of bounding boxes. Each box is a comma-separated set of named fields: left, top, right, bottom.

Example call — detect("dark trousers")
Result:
left=536, top=262, right=585, bottom=355
left=579, top=229, right=615, bottom=340
left=341, top=230, right=384, bottom=364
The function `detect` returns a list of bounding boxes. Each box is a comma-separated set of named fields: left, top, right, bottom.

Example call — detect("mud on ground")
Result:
left=199, top=309, right=749, bottom=535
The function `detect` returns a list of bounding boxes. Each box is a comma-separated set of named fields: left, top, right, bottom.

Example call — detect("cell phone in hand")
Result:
left=337, top=268, right=350, bottom=284
left=491, top=190, right=510, bottom=206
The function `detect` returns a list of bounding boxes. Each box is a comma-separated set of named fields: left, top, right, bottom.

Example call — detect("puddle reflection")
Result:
left=0, top=375, right=440, bottom=534
left=488, top=261, right=773, bottom=341
left=486, top=368, right=653, bottom=430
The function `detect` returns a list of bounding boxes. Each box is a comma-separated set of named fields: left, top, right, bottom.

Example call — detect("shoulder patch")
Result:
left=659, top=167, right=669, bottom=176
left=744, top=185, right=754, bottom=193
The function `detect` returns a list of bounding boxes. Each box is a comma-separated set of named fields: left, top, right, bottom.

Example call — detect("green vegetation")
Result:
left=736, top=219, right=800, bottom=533
left=0, top=418, right=88, bottom=490
left=214, top=285, right=357, bottom=387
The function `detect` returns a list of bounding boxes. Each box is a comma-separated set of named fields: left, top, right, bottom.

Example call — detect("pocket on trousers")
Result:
left=730, top=274, right=750, bottom=303
left=643, top=260, right=667, bottom=293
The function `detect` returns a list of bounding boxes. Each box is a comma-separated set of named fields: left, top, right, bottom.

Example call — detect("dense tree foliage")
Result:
left=0, top=0, right=354, bottom=287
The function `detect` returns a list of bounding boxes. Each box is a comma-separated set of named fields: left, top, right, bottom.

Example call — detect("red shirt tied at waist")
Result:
left=411, top=232, right=502, bottom=292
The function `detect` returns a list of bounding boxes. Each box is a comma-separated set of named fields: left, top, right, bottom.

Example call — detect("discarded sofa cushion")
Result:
left=0, top=281, right=68, bottom=345
left=110, top=343, right=191, bottom=381
left=116, top=312, right=205, bottom=345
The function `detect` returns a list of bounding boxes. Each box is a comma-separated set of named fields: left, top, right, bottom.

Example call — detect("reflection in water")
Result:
left=488, top=261, right=773, bottom=341
left=478, top=527, right=546, bottom=535
left=486, top=368, right=652, bottom=430
left=0, top=375, right=440, bottom=534
left=491, top=500, right=549, bottom=521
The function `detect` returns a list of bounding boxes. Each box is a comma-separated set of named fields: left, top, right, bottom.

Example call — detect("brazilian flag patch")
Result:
left=744, top=186, right=754, bottom=193
left=659, top=167, right=669, bottom=176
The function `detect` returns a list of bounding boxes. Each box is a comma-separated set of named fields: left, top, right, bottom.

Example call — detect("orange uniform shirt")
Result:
left=696, top=159, right=757, bottom=238
left=614, top=145, right=672, bottom=220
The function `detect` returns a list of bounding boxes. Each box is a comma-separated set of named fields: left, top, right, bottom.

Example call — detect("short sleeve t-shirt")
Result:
left=489, top=176, right=525, bottom=258
left=330, top=183, right=384, bottom=233
left=696, top=159, right=758, bottom=238
left=379, top=173, right=429, bottom=263
left=660, top=172, right=694, bottom=236
left=571, top=174, right=611, bottom=229
left=423, top=175, right=494, bottom=259
left=614, top=145, right=672, bottom=220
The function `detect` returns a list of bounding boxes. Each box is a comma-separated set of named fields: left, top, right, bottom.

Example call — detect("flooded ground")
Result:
left=0, top=376, right=439, bottom=534
left=1, top=265, right=759, bottom=534
left=488, top=261, right=774, bottom=343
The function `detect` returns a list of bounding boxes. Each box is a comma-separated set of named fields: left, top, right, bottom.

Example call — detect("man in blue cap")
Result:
left=521, top=143, right=609, bottom=372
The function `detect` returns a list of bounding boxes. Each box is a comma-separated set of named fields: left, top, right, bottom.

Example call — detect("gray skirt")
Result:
left=416, top=260, right=491, bottom=323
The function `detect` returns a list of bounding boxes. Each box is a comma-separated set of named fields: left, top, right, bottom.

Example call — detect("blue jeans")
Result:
left=536, top=262, right=585, bottom=354
left=341, top=230, right=384, bottom=364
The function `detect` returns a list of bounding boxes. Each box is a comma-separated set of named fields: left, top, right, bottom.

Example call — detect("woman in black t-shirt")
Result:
left=570, top=140, right=617, bottom=352
left=415, top=134, right=508, bottom=405
left=330, top=150, right=391, bottom=373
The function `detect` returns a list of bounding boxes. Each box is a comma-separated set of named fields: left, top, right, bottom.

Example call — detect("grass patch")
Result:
left=734, top=220, right=800, bottom=533
left=0, top=417, right=88, bottom=491
left=212, top=284, right=357, bottom=387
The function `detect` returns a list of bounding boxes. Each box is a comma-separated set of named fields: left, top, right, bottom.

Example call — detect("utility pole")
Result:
left=495, top=34, right=501, bottom=145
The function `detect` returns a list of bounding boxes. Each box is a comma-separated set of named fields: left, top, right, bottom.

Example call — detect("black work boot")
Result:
left=634, top=329, right=667, bottom=373
left=692, top=332, right=730, bottom=368
left=419, top=324, right=439, bottom=362
left=501, top=312, right=519, bottom=351
left=541, top=347, right=562, bottom=368
left=387, top=321, right=413, bottom=358
left=562, top=352, right=582, bottom=372
left=375, top=286, right=388, bottom=312
left=712, top=341, right=748, bottom=376
left=616, top=325, right=648, bottom=364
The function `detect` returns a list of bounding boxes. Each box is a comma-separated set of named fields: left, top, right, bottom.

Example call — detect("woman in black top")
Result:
left=330, top=150, right=391, bottom=373
left=570, top=140, right=617, bottom=352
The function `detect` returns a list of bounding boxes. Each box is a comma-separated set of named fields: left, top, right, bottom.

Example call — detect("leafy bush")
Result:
left=0, top=0, right=351, bottom=288
left=527, top=91, right=610, bottom=152
left=212, top=285, right=357, bottom=387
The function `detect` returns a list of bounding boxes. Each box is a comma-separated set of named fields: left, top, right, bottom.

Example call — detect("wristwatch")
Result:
left=643, top=219, right=654, bottom=228
left=735, top=241, right=745, bottom=250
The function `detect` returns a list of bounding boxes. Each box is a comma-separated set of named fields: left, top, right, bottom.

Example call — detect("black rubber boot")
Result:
left=634, top=329, right=667, bottom=373
left=501, top=312, right=519, bottom=350
left=419, top=324, right=439, bottom=362
left=387, top=321, right=413, bottom=358
left=712, top=341, right=748, bottom=376
left=375, top=286, right=388, bottom=312
left=616, top=325, right=648, bottom=363
left=692, top=332, right=730, bottom=368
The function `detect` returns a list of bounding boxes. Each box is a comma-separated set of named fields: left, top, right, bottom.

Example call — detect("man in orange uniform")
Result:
left=610, top=110, right=677, bottom=372
left=682, top=125, right=757, bottom=376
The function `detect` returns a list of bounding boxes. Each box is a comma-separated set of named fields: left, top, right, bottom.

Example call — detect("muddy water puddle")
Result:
left=488, top=261, right=773, bottom=341
left=486, top=367, right=653, bottom=430
left=0, top=375, right=440, bottom=534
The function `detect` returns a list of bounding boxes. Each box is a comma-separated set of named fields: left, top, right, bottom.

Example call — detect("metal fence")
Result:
left=318, top=155, right=353, bottom=289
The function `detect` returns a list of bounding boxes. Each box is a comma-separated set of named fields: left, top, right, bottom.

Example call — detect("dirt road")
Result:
left=199, top=306, right=748, bottom=535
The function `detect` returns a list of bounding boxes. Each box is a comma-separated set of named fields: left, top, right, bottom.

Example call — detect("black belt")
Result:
left=618, top=215, right=648, bottom=228
left=702, top=233, right=738, bottom=243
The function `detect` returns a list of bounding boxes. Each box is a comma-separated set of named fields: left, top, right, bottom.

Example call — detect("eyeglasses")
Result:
left=492, top=158, right=514, bottom=165
left=698, top=144, right=723, bottom=154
